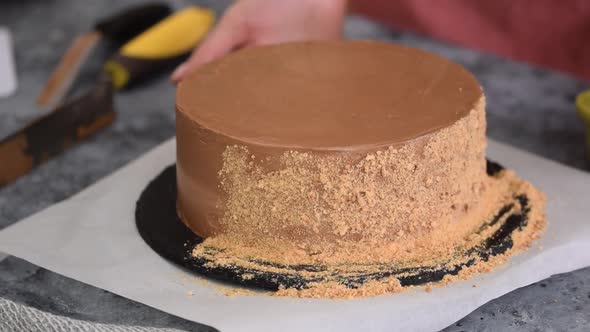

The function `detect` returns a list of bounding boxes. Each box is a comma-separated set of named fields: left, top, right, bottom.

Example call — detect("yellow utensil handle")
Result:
left=577, top=90, right=590, bottom=125
left=575, top=90, right=590, bottom=153
left=121, top=6, right=214, bottom=59
left=104, top=6, right=214, bottom=89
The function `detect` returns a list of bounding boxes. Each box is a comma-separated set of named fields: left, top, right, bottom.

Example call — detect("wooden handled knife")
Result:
left=1, top=75, right=114, bottom=187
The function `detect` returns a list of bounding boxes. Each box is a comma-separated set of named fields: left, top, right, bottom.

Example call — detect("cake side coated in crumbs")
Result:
left=208, top=98, right=488, bottom=265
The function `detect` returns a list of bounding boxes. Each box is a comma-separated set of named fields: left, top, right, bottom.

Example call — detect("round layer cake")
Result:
left=175, top=40, right=541, bottom=269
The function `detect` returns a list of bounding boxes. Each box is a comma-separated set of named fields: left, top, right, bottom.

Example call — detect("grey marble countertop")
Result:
left=1, top=1, right=589, bottom=331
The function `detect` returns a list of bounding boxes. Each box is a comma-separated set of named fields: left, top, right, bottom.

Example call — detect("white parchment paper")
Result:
left=1, top=138, right=589, bottom=332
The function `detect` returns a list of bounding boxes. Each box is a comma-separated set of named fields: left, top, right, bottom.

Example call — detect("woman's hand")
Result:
left=171, top=0, right=347, bottom=83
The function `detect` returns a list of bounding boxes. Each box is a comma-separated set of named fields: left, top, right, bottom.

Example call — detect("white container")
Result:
left=0, top=27, right=17, bottom=98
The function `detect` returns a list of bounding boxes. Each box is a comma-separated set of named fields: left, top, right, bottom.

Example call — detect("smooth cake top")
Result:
left=177, top=40, right=482, bottom=150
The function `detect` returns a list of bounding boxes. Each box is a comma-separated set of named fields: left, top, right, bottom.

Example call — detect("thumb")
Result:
left=171, top=11, right=247, bottom=83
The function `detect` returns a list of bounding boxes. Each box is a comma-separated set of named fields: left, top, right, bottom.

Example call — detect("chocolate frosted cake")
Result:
left=173, top=41, right=545, bottom=297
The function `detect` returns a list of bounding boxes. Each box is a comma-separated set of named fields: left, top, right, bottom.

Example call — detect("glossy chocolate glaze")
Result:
left=177, top=40, right=481, bottom=150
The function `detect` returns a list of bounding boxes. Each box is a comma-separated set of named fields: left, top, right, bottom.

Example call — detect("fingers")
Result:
left=171, top=8, right=248, bottom=84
